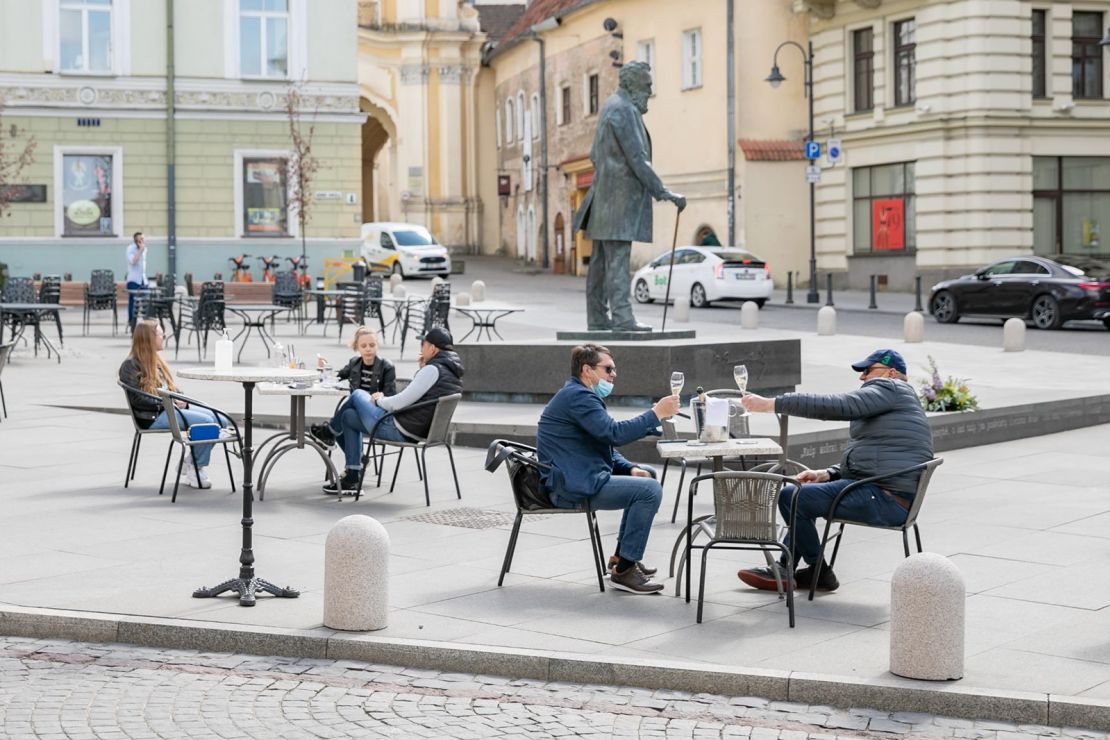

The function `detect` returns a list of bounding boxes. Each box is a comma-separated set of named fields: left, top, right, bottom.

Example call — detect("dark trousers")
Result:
left=778, top=479, right=908, bottom=566
left=585, top=240, right=636, bottom=330
left=126, top=281, right=145, bottom=327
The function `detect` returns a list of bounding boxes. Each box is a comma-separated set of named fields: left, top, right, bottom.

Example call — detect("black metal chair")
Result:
left=399, top=283, right=451, bottom=357
left=1, top=277, right=41, bottom=355
left=83, top=269, right=118, bottom=335
left=355, top=393, right=462, bottom=506
left=272, top=270, right=304, bottom=325
left=0, top=342, right=12, bottom=420
left=118, top=380, right=176, bottom=493
left=176, top=282, right=226, bottom=360
left=155, top=388, right=241, bottom=503
left=38, top=276, right=64, bottom=348
left=485, top=439, right=608, bottom=593
left=807, top=457, right=944, bottom=601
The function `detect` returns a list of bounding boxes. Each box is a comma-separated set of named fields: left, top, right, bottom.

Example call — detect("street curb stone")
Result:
left=2, top=605, right=1106, bottom=730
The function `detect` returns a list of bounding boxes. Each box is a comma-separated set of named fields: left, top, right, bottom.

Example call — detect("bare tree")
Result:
left=0, top=94, right=38, bottom=220
left=285, top=85, right=320, bottom=263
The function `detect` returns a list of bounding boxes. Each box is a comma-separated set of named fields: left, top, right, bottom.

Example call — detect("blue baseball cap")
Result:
left=850, top=348, right=906, bottom=375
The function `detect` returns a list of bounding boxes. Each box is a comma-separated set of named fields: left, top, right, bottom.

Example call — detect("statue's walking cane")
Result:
left=660, top=205, right=683, bottom=332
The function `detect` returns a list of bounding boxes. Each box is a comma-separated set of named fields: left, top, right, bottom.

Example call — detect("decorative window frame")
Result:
left=233, top=148, right=297, bottom=238
left=505, top=97, right=515, bottom=145
left=636, top=38, right=656, bottom=92
left=516, top=90, right=525, bottom=140
left=45, top=0, right=132, bottom=76
left=54, top=144, right=124, bottom=238
left=681, top=28, right=702, bottom=90
left=222, top=0, right=307, bottom=81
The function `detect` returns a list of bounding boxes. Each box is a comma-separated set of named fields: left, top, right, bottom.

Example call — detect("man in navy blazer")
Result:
left=537, top=343, right=680, bottom=594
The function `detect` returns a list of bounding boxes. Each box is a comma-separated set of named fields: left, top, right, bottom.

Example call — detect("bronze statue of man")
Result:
left=573, top=61, right=686, bottom=332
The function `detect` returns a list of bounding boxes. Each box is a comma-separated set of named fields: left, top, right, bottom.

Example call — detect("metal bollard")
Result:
left=825, top=273, right=835, bottom=307
left=869, top=275, right=878, bottom=309
left=914, top=276, right=924, bottom=312
left=785, top=272, right=795, bottom=305
left=323, top=515, right=390, bottom=631
left=890, top=553, right=965, bottom=680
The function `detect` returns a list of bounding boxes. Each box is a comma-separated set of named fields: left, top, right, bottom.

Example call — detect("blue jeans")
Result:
left=778, top=479, right=908, bottom=566
left=330, top=389, right=406, bottom=470
left=553, top=473, right=662, bottom=563
left=149, top=407, right=230, bottom=467
left=126, top=281, right=145, bottom=326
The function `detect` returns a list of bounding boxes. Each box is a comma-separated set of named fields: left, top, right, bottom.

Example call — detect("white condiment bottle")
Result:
left=214, top=330, right=233, bottom=371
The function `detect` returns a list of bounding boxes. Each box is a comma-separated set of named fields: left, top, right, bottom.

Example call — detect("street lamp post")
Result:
left=766, top=40, right=820, bottom=304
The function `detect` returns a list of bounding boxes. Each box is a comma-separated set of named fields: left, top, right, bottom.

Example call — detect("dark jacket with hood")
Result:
left=392, top=350, right=464, bottom=439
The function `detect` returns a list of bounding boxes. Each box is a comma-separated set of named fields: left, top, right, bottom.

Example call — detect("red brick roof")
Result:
left=492, top=0, right=595, bottom=55
left=738, top=139, right=806, bottom=162
left=477, top=4, right=527, bottom=44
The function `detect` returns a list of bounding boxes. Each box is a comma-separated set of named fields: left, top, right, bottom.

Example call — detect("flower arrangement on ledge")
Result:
left=918, top=356, right=979, bottom=412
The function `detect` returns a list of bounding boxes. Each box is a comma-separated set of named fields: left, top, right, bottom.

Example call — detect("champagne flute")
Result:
left=669, top=371, right=684, bottom=398
left=733, top=365, right=748, bottom=394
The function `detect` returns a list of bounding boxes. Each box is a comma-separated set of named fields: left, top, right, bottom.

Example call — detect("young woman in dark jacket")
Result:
left=317, top=325, right=396, bottom=395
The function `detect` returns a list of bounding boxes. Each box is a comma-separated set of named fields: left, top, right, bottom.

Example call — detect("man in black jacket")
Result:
left=737, top=349, right=933, bottom=593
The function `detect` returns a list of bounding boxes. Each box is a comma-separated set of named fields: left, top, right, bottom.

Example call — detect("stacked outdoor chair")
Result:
left=485, top=439, right=608, bottom=593
left=399, top=282, right=450, bottom=357
left=0, top=342, right=12, bottom=420
left=37, top=276, right=64, bottom=348
left=83, top=269, right=118, bottom=335
left=176, top=281, right=226, bottom=360
left=272, top=270, right=304, bottom=325
left=1, top=277, right=41, bottom=353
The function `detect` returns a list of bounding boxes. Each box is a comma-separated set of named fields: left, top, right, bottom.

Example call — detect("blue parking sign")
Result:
left=805, top=140, right=821, bottom=160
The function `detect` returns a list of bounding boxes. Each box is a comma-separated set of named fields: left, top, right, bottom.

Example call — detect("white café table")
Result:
left=255, top=381, right=349, bottom=500
left=177, top=366, right=315, bottom=606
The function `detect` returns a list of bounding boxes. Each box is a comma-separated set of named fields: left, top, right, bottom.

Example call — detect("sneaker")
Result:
left=794, top=563, right=839, bottom=592
left=737, top=563, right=795, bottom=592
left=179, top=459, right=202, bottom=489
left=608, top=555, right=658, bottom=576
left=196, top=466, right=212, bottom=490
left=609, top=565, right=664, bottom=595
left=322, top=470, right=361, bottom=495
left=218, top=427, right=237, bottom=441
left=310, top=423, right=337, bottom=448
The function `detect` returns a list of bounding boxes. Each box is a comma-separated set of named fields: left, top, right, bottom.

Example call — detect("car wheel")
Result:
left=1030, top=294, right=1061, bottom=329
left=930, top=291, right=960, bottom=324
left=753, top=298, right=766, bottom=308
left=634, top=279, right=653, bottom=304
left=690, top=283, right=709, bottom=308
left=391, top=262, right=405, bottom=279
left=1103, top=317, right=1110, bottom=331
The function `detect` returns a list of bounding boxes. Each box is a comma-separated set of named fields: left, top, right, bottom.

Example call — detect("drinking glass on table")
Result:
left=669, top=371, right=684, bottom=398
left=733, top=365, right=748, bottom=394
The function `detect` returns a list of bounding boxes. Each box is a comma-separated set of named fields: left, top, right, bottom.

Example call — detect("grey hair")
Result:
left=619, top=61, right=652, bottom=89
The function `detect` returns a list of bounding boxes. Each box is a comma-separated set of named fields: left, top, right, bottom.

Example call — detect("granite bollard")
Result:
left=430, top=276, right=444, bottom=288
left=471, top=280, right=486, bottom=302
left=740, top=301, right=759, bottom=329
left=456, top=292, right=471, bottom=306
left=323, top=515, right=390, bottom=631
left=904, top=311, right=924, bottom=343
left=673, top=295, right=690, bottom=323
left=817, top=306, right=836, bottom=336
left=890, top=552, right=965, bottom=680
left=1003, top=317, right=1025, bottom=352
left=389, top=273, right=402, bottom=289
left=392, top=284, right=407, bottom=298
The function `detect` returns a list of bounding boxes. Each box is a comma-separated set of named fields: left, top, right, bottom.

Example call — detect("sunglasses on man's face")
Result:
left=593, top=364, right=617, bottom=376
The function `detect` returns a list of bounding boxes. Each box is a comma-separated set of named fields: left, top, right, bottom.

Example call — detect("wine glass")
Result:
left=733, top=365, right=748, bottom=394
left=669, top=371, right=684, bottom=398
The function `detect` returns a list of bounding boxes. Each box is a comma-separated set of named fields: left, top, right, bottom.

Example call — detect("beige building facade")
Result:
left=484, top=0, right=811, bottom=282
left=0, top=0, right=363, bottom=281
left=801, top=0, right=1110, bottom=291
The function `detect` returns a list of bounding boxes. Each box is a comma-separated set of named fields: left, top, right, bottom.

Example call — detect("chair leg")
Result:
left=223, top=443, right=236, bottom=494
left=171, top=447, right=185, bottom=503
left=587, top=511, right=606, bottom=593
left=697, top=543, right=713, bottom=623
left=779, top=545, right=796, bottom=628
left=124, top=433, right=139, bottom=487
left=914, top=524, right=923, bottom=553
left=389, top=447, right=404, bottom=493
left=670, top=461, right=688, bottom=523
left=413, top=448, right=424, bottom=481
left=828, top=523, right=846, bottom=568
left=420, top=446, right=431, bottom=507
left=809, top=521, right=838, bottom=602
left=131, top=434, right=143, bottom=481
left=498, top=512, right=524, bottom=586
left=902, top=529, right=911, bottom=557
left=445, top=444, right=461, bottom=500
left=0, top=377, right=5, bottom=417
left=159, top=439, right=174, bottom=495
left=660, top=459, right=670, bottom=488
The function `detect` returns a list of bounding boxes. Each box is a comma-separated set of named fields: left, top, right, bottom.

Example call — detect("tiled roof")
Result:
left=493, top=0, right=593, bottom=54
left=477, top=4, right=528, bottom=44
left=738, top=139, right=807, bottom=162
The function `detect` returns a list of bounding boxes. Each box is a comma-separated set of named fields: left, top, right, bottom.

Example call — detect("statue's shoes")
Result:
left=613, top=323, right=653, bottom=332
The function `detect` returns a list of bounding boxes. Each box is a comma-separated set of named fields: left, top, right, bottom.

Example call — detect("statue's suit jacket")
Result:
left=573, top=89, right=667, bottom=244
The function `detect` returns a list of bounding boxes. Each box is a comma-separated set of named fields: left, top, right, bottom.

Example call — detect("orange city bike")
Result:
left=228, top=254, right=253, bottom=282
left=258, top=255, right=280, bottom=283
left=286, top=255, right=311, bottom=288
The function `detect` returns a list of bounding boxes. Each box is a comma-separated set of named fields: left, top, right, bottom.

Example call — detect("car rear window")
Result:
left=393, top=228, right=437, bottom=246
left=711, top=250, right=765, bottom=268
left=1053, top=254, right=1110, bottom=278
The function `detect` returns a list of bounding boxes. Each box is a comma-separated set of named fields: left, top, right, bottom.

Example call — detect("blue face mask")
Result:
left=594, top=379, right=614, bottom=398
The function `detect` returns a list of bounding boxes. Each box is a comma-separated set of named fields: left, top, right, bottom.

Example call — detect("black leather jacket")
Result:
left=337, top=355, right=397, bottom=395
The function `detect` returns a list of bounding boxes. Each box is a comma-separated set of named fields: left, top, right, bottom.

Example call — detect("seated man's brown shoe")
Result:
left=608, top=554, right=657, bottom=576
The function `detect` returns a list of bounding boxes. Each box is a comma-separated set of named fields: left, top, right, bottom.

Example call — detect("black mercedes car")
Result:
left=928, top=255, right=1110, bottom=330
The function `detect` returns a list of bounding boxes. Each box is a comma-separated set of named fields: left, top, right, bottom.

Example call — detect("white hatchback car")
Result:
left=360, top=222, right=451, bottom=279
left=632, top=246, right=773, bottom=308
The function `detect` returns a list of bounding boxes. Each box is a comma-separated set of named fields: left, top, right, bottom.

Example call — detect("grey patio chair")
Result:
left=155, top=388, right=241, bottom=503
left=83, top=269, right=118, bottom=335
left=680, top=470, right=799, bottom=626
left=118, top=380, right=176, bottom=492
left=485, top=438, right=607, bottom=592
left=355, top=392, right=462, bottom=506
left=0, top=342, right=12, bottom=420
left=807, top=457, right=944, bottom=601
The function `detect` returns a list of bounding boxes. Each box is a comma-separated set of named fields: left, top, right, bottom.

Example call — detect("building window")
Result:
left=852, top=162, right=916, bottom=254
left=852, top=27, right=874, bottom=112
left=1032, top=9, right=1048, bottom=98
left=681, top=28, right=702, bottom=89
left=59, top=152, right=116, bottom=236
left=893, top=19, right=916, bottom=106
left=495, top=107, right=501, bottom=149
left=636, top=39, right=656, bottom=90
left=587, top=74, right=599, bottom=115
left=1073, top=11, right=1103, bottom=99
left=558, top=84, right=571, bottom=125
left=240, top=0, right=288, bottom=78
left=1033, top=156, right=1110, bottom=254
left=242, top=156, right=289, bottom=236
left=504, top=98, right=514, bottom=144
left=59, top=0, right=113, bottom=74
left=530, top=93, right=540, bottom=140
left=516, top=91, right=525, bottom=139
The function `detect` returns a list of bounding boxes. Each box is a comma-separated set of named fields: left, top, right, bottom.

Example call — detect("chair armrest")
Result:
left=156, top=388, right=241, bottom=439
left=365, top=395, right=438, bottom=442
left=117, top=380, right=164, bottom=408
left=823, top=459, right=937, bottom=520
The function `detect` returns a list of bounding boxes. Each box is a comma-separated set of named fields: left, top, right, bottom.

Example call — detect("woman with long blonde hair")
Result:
left=118, top=320, right=226, bottom=489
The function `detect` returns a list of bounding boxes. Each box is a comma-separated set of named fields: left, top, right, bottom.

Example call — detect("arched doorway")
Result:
left=694, top=224, right=721, bottom=246
left=360, top=97, right=395, bottom=224
left=553, top=212, right=566, bottom=274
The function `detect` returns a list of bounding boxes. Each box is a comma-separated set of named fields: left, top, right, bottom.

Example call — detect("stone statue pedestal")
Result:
left=555, top=329, right=697, bottom=341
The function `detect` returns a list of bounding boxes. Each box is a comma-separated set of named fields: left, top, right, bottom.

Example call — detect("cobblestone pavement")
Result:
left=0, top=638, right=1106, bottom=740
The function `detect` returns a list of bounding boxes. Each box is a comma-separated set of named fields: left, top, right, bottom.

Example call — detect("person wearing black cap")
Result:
left=736, top=348, right=933, bottom=593
left=311, top=327, right=464, bottom=494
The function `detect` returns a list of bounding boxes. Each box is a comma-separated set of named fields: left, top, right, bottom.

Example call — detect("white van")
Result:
left=359, top=222, right=451, bottom=279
